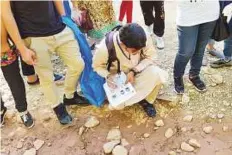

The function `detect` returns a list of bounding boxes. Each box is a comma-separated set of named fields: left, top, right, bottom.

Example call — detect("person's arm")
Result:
left=53, top=0, right=66, bottom=16
left=1, top=0, right=36, bottom=65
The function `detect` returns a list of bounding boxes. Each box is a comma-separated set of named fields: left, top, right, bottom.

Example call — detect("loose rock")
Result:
left=165, top=128, right=174, bottom=138
left=79, top=126, right=86, bottom=136
left=155, top=120, right=164, bottom=127
left=23, top=148, right=36, bottom=155
left=143, top=133, right=150, bottom=138
left=121, top=138, right=129, bottom=146
left=181, top=142, right=194, bottom=152
left=223, top=101, right=230, bottom=106
left=84, top=116, right=100, bottom=128
left=103, top=140, right=120, bottom=154
left=168, top=151, right=176, bottom=155
left=183, top=115, right=193, bottom=122
left=154, top=127, right=159, bottom=131
left=33, top=139, right=44, bottom=150
left=16, top=141, right=23, bottom=149
left=47, top=143, right=52, bottom=147
left=181, top=127, right=187, bottom=132
left=222, top=126, right=229, bottom=132
left=107, top=129, right=122, bottom=141
left=189, top=139, right=201, bottom=148
left=112, top=145, right=128, bottom=155
left=210, top=74, right=223, bottom=84
left=217, top=114, right=224, bottom=119
left=203, top=126, right=213, bottom=134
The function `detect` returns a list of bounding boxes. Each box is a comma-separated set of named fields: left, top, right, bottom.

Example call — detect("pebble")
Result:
left=103, top=140, right=120, bottom=154
left=33, top=139, right=44, bottom=150
left=188, top=139, right=201, bottom=148
left=107, top=129, right=122, bottom=141
left=165, top=128, right=174, bottom=138
left=79, top=126, right=86, bottom=136
left=155, top=120, right=164, bottom=127
left=223, top=101, right=230, bottom=106
left=203, top=126, right=213, bottom=134
left=16, top=141, right=23, bottom=149
left=47, top=143, right=52, bottom=147
left=143, top=133, right=150, bottom=138
left=217, top=114, right=224, bottom=119
left=181, top=127, right=187, bottom=132
left=121, top=138, right=129, bottom=146
left=183, top=115, right=193, bottom=122
left=23, top=148, right=36, bottom=155
left=181, top=142, right=194, bottom=152
left=112, top=145, right=128, bottom=155
left=84, top=116, right=100, bottom=128
left=154, top=127, right=159, bottom=131
left=168, top=151, right=176, bottom=155
left=127, top=125, right=132, bottom=129
left=222, top=126, right=229, bottom=132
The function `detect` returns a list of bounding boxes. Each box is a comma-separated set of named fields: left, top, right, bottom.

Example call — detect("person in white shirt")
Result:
left=174, top=0, right=220, bottom=94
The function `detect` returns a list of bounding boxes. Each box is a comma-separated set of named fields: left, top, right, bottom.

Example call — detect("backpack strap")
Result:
left=105, top=31, right=121, bottom=74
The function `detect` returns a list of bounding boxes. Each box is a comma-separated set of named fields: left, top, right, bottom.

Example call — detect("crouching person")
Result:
left=92, top=23, right=167, bottom=117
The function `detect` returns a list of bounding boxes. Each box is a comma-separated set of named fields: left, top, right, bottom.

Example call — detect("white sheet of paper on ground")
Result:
left=103, top=72, right=136, bottom=109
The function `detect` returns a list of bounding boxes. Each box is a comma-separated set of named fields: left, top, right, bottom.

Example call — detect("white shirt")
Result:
left=177, top=0, right=220, bottom=26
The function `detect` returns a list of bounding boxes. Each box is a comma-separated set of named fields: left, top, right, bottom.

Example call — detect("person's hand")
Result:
left=106, top=74, right=117, bottom=89
left=20, top=46, right=37, bottom=65
left=71, top=9, right=83, bottom=26
left=223, top=3, right=232, bottom=22
left=126, top=71, right=135, bottom=84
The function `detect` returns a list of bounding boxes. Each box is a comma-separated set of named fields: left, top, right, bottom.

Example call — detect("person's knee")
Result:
left=69, top=57, right=85, bottom=73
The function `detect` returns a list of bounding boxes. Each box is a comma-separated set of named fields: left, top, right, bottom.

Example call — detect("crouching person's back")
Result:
left=92, top=23, right=167, bottom=117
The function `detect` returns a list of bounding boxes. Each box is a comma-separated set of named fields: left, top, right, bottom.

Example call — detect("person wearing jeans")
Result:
left=2, top=1, right=89, bottom=125
left=211, top=2, right=232, bottom=68
left=174, top=0, right=219, bottom=94
left=1, top=17, right=34, bottom=128
left=140, top=1, right=165, bottom=49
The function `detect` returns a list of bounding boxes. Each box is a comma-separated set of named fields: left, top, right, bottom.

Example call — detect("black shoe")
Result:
left=1, top=107, right=7, bottom=126
left=189, top=75, right=207, bottom=92
left=53, top=103, right=72, bottom=125
left=210, top=59, right=232, bottom=68
left=139, top=100, right=156, bottom=117
left=174, top=77, right=184, bottom=94
left=20, top=111, right=34, bottom=128
left=63, top=92, right=90, bottom=106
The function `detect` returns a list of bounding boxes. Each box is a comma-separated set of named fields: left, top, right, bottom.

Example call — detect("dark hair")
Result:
left=119, top=23, right=147, bottom=50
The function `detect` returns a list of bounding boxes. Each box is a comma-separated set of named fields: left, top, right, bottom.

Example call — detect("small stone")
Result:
left=217, top=114, right=224, bottom=119
left=42, top=115, right=51, bottom=122
left=176, top=149, right=182, bottom=153
left=23, top=148, right=36, bottom=155
left=208, top=114, right=217, bottom=119
left=79, top=126, right=86, bottom=136
left=112, top=145, right=128, bottom=155
left=181, top=127, right=187, bottom=132
left=107, top=129, right=122, bottom=141
left=16, top=141, right=23, bottom=149
left=103, top=140, right=120, bottom=154
left=33, top=139, right=44, bottom=150
left=155, top=120, right=164, bottom=127
left=143, top=133, right=150, bottom=138
left=203, top=126, right=213, bottom=134
left=222, top=126, right=229, bottom=132
left=84, top=116, right=100, bottom=128
left=165, top=128, right=174, bottom=138
left=127, top=125, right=132, bottom=129
left=115, top=126, right=120, bottom=129
left=154, top=127, right=159, bottom=131
left=189, top=139, right=201, bottom=148
left=47, top=143, right=52, bottom=147
left=168, top=151, right=176, bottom=155
left=121, top=138, right=129, bottom=146
left=183, top=115, right=193, bottom=122
left=182, top=94, right=190, bottom=104
left=181, top=142, right=194, bottom=152
left=223, top=101, right=230, bottom=106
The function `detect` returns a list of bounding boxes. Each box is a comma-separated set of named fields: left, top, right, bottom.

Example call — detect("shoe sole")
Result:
left=26, top=121, right=35, bottom=129
left=173, top=89, right=184, bottom=95
left=188, top=79, right=207, bottom=93
left=210, top=64, right=232, bottom=68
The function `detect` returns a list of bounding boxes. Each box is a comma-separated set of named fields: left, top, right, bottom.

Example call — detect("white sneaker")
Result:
left=145, top=24, right=153, bottom=36
left=155, top=36, right=164, bottom=49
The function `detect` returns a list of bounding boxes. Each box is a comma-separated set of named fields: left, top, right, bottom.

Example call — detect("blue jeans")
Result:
left=174, top=20, right=216, bottom=78
left=224, top=20, right=232, bottom=60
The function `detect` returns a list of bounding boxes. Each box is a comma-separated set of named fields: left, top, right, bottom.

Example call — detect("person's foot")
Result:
left=20, top=111, right=34, bottom=128
left=189, top=75, right=207, bottom=92
left=53, top=103, right=72, bottom=125
left=155, top=36, right=164, bottom=50
left=174, top=77, right=184, bottom=94
left=27, top=75, right=40, bottom=85
left=139, top=100, right=156, bottom=117
left=63, top=92, right=90, bottom=106
left=1, top=107, right=7, bottom=126
left=206, top=48, right=224, bottom=59
left=210, top=59, right=232, bottom=68
left=27, top=74, right=64, bottom=85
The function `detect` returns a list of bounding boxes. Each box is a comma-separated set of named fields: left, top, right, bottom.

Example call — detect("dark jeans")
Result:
left=140, top=1, right=165, bottom=37
left=174, top=20, right=216, bottom=78
left=224, top=20, right=232, bottom=60
left=20, top=58, right=35, bottom=76
left=1, top=59, right=27, bottom=112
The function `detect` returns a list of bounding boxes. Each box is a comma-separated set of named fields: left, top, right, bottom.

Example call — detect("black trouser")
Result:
left=140, top=1, right=165, bottom=37
left=20, top=58, right=35, bottom=76
left=1, top=59, right=27, bottom=112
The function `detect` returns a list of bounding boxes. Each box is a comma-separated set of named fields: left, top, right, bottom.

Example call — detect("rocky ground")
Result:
left=1, top=1, right=232, bottom=155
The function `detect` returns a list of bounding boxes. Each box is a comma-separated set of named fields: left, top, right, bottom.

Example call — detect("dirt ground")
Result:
left=1, top=1, right=232, bottom=155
